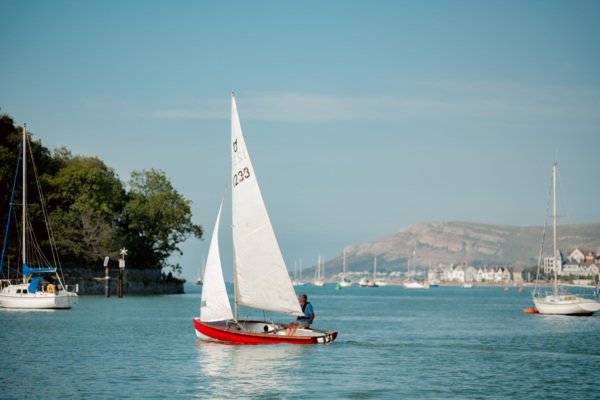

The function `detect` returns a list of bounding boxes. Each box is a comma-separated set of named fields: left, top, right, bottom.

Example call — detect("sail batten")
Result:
left=231, top=96, right=303, bottom=317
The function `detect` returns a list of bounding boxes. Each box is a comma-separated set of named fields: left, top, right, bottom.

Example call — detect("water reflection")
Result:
left=195, top=340, right=304, bottom=398
left=0, top=308, right=57, bottom=313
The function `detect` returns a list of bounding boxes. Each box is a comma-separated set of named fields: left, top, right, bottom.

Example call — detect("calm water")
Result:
left=1, top=285, right=599, bottom=399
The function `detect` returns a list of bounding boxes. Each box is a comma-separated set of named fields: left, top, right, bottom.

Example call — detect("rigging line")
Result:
left=556, top=168, right=588, bottom=294
left=555, top=166, right=573, bottom=228
left=0, top=141, right=22, bottom=275
left=25, top=216, right=53, bottom=268
left=28, top=137, right=59, bottom=266
left=27, top=137, right=66, bottom=288
left=9, top=207, right=24, bottom=281
left=534, top=170, right=553, bottom=298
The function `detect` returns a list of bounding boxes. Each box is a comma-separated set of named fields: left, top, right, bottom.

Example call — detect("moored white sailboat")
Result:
left=338, top=249, right=352, bottom=287
left=292, top=260, right=308, bottom=286
left=313, top=256, right=325, bottom=286
left=403, top=281, right=429, bottom=289
left=0, top=126, right=78, bottom=309
left=192, top=95, right=337, bottom=344
left=532, top=162, right=600, bottom=316
left=403, top=248, right=429, bottom=289
left=359, top=256, right=379, bottom=287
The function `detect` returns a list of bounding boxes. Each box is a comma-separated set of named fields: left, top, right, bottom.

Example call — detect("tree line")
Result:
left=0, top=114, right=202, bottom=274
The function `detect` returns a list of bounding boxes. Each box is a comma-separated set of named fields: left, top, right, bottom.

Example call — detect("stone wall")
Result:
left=61, top=268, right=185, bottom=295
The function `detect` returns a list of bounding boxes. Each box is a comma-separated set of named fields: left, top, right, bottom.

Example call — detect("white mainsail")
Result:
left=200, top=201, right=233, bottom=322
left=230, top=95, right=303, bottom=316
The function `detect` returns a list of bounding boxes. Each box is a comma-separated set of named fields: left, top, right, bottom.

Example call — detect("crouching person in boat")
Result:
left=285, top=294, right=315, bottom=336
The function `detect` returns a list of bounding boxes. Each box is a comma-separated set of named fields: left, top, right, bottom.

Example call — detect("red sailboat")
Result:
left=192, top=94, right=337, bottom=345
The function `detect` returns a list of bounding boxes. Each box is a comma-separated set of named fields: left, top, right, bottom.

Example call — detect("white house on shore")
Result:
left=428, top=264, right=514, bottom=284
left=544, top=248, right=600, bottom=278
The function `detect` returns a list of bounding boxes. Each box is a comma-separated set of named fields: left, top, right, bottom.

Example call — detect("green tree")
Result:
left=1, top=113, right=203, bottom=276
left=122, top=169, right=202, bottom=272
left=45, top=156, right=125, bottom=265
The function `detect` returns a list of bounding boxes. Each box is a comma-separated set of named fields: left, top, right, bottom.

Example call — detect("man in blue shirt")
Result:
left=285, top=294, right=314, bottom=336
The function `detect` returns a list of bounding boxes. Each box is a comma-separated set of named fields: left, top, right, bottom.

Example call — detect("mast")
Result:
left=320, top=256, right=323, bottom=280
left=22, top=125, right=27, bottom=269
left=317, top=256, right=321, bottom=280
left=233, top=247, right=239, bottom=321
left=231, top=92, right=239, bottom=321
left=294, top=260, right=297, bottom=280
left=552, top=162, right=558, bottom=297
left=342, top=249, right=346, bottom=276
left=374, top=256, right=377, bottom=281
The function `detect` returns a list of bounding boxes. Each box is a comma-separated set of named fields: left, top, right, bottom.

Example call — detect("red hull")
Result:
left=193, top=318, right=337, bottom=345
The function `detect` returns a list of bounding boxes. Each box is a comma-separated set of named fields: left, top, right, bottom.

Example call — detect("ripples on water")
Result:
left=1, top=285, right=599, bottom=399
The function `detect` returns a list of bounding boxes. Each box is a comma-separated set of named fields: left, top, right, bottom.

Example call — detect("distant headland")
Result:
left=318, top=221, right=600, bottom=275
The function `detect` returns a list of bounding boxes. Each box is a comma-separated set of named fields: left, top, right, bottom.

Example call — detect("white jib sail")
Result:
left=230, top=95, right=303, bottom=316
left=200, top=200, right=233, bottom=322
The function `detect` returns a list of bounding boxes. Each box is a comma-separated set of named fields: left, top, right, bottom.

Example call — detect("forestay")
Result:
left=230, top=96, right=303, bottom=316
left=200, top=201, right=234, bottom=322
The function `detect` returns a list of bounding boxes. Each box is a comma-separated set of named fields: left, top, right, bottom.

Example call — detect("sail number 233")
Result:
left=233, top=167, right=251, bottom=187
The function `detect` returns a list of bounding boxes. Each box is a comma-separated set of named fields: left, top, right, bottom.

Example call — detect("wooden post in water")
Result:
left=118, top=248, right=127, bottom=298
left=116, top=269, right=122, bottom=298
left=103, top=256, right=110, bottom=298
left=117, top=261, right=124, bottom=298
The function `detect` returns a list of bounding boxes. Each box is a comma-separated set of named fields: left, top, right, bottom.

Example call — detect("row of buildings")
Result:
left=543, top=248, right=600, bottom=277
left=427, top=247, right=600, bottom=284
left=426, top=264, right=515, bottom=284
left=329, top=247, right=600, bottom=284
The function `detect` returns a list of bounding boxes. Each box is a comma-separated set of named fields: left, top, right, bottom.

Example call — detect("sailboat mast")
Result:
left=374, top=256, right=377, bottom=281
left=343, top=249, right=346, bottom=275
left=317, top=256, right=321, bottom=280
left=320, top=256, right=323, bottom=280
left=22, top=125, right=27, bottom=268
left=231, top=93, right=239, bottom=321
left=233, top=246, right=239, bottom=321
left=552, top=162, right=558, bottom=297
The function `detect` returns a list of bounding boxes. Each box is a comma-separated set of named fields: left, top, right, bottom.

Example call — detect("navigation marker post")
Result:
left=118, top=248, right=127, bottom=298
left=103, top=256, right=110, bottom=298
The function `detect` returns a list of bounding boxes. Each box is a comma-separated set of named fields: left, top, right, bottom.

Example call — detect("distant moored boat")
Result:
left=0, top=126, right=78, bottom=309
left=359, top=257, right=379, bottom=288
left=531, top=162, right=600, bottom=316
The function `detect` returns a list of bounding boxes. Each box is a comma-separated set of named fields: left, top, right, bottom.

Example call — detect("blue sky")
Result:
left=2, top=1, right=599, bottom=280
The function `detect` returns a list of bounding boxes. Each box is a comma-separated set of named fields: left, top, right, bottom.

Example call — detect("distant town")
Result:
left=542, top=248, right=600, bottom=283
left=326, top=247, right=600, bottom=286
